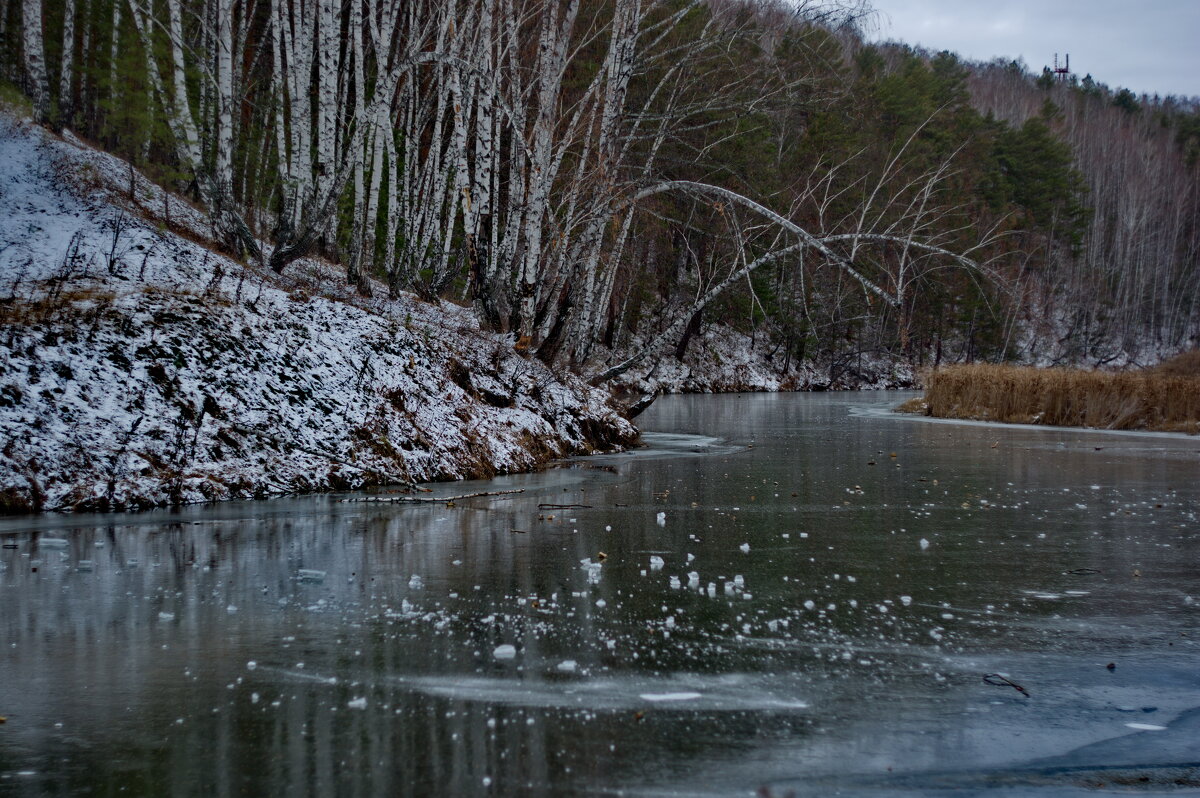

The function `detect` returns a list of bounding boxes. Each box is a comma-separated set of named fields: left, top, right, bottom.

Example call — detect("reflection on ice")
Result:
left=379, top=673, right=810, bottom=712
left=2, top=392, right=1198, bottom=796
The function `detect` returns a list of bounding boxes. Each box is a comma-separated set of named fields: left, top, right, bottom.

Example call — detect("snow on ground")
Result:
left=616, top=323, right=916, bottom=395
left=0, top=114, right=634, bottom=512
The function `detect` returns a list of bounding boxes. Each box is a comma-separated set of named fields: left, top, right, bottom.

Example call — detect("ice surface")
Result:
left=640, top=692, right=702, bottom=702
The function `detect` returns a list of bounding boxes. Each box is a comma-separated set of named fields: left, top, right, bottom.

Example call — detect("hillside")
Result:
left=0, top=113, right=635, bottom=512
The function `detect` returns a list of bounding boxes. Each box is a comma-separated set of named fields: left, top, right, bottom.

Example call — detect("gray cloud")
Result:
left=866, top=0, right=1200, bottom=99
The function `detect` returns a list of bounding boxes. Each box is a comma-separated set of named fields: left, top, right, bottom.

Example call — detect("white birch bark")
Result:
left=215, top=0, right=235, bottom=208
left=316, top=0, right=338, bottom=204
left=108, top=0, right=120, bottom=104
left=58, top=0, right=75, bottom=122
left=21, top=0, right=49, bottom=122
left=516, top=0, right=579, bottom=338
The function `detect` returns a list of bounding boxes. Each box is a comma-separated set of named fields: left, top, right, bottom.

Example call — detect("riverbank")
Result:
left=0, top=114, right=635, bottom=513
left=901, top=361, right=1200, bottom=433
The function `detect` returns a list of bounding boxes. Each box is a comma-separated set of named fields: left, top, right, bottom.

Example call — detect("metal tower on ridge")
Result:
left=1053, top=53, right=1071, bottom=79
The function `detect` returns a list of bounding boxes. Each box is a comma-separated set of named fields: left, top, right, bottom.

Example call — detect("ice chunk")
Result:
left=640, top=692, right=701, bottom=702
left=493, top=644, right=517, bottom=659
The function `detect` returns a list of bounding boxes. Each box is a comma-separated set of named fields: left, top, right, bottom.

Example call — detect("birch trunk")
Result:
left=21, top=0, right=49, bottom=122
left=58, top=0, right=75, bottom=124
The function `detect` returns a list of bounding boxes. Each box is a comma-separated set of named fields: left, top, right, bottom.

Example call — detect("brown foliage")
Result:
left=1149, top=349, right=1200, bottom=378
left=922, top=364, right=1200, bottom=433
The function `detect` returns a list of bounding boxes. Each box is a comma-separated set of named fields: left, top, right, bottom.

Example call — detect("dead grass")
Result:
left=1148, top=349, right=1200, bottom=377
left=916, top=363, right=1200, bottom=434
left=0, top=286, right=118, bottom=326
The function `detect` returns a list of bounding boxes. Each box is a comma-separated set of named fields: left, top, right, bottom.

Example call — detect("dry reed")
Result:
left=916, top=362, right=1200, bottom=434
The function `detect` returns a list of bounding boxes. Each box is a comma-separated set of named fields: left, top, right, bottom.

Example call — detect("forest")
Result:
left=3, top=0, right=1199, bottom=384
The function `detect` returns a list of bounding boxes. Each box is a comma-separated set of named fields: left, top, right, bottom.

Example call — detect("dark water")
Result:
left=2, top=392, right=1199, bottom=796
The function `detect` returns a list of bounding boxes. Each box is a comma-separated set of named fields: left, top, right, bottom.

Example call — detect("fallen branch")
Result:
left=537, top=503, right=593, bottom=509
left=983, top=673, right=1030, bottom=697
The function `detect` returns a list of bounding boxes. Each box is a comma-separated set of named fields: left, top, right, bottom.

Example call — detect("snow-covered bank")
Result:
left=0, top=115, right=635, bottom=513
left=614, top=324, right=917, bottom=395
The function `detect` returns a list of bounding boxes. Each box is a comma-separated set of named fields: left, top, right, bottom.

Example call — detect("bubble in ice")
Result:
left=493, top=644, right=517, bottom=659
left=900, top=595, right=913, bottom=606
left=556, top=660, right=578, bottom=673
left=656, top=512, right=667, bottom=527
left=649, top=556, right=665, bottom=570
left=408, top=575, right=424, bottom=589
left=298, top=569, right=326, bottom=582
left=919, top=538, right=930, bottom=550
left=595, top=598, right=607, bottom=609
left=739, top=543, right=750, bottom=554
left=347, top=697, right=367, bottom=710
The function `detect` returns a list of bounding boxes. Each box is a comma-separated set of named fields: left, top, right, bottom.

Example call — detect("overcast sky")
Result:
left=864, top=0, right=1200, bottom=99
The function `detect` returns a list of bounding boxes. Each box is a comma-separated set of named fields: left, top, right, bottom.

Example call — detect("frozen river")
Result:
left=2, top=392, right=1199, bottom=796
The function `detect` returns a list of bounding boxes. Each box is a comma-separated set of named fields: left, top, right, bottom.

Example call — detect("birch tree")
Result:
left=21, top=0, right=48, bottom=122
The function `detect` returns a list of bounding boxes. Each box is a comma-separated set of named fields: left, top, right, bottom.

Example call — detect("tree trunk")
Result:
left=21, top=0, right=49, bottom=123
